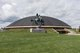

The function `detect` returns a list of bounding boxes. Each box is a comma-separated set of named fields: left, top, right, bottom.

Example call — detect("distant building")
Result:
left=79, top=26, right=80, bottom=32
left=0, top=28, right=4, bottom=32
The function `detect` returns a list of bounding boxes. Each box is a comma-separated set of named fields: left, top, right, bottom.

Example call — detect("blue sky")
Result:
left=0, top=0, right=80, bottom=28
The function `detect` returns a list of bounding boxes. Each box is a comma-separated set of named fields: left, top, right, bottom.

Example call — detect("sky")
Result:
left=0, top=0, right=80, bottom=28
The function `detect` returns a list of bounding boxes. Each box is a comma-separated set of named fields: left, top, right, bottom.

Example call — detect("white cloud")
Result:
left=1, top=4, right=15, bottom=18
left=0, top=22, right=11, bottom=28
left=0, top=0, right=80, bottom=28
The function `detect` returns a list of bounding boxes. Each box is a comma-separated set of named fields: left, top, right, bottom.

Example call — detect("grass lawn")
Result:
left=0, top=30, right=80, bottom=53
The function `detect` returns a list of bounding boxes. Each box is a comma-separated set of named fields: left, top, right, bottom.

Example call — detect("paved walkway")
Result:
left=67, top=34, right=80, bottom=35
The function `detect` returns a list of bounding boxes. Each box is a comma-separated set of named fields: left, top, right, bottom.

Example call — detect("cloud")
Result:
left=0, top=0, right=80, bottom=28
left=0, top=22, right=11, bottom=28
left=1, top=3, right=16, bottom=19
left=4, top=16, right=19, bottom=22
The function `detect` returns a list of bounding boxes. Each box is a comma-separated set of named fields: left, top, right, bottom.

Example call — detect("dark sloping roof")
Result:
left=8, top=16, right=70, bottom=27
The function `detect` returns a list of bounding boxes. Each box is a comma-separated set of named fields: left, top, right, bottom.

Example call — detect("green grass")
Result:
left=0, top=30, right=80, bottom=53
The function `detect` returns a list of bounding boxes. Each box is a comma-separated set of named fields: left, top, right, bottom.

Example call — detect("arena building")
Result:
left=5, top=14, right=71, bottom=34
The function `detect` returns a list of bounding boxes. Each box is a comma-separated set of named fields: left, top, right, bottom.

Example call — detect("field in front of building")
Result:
left=0, top=29, right=80, bottom=53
